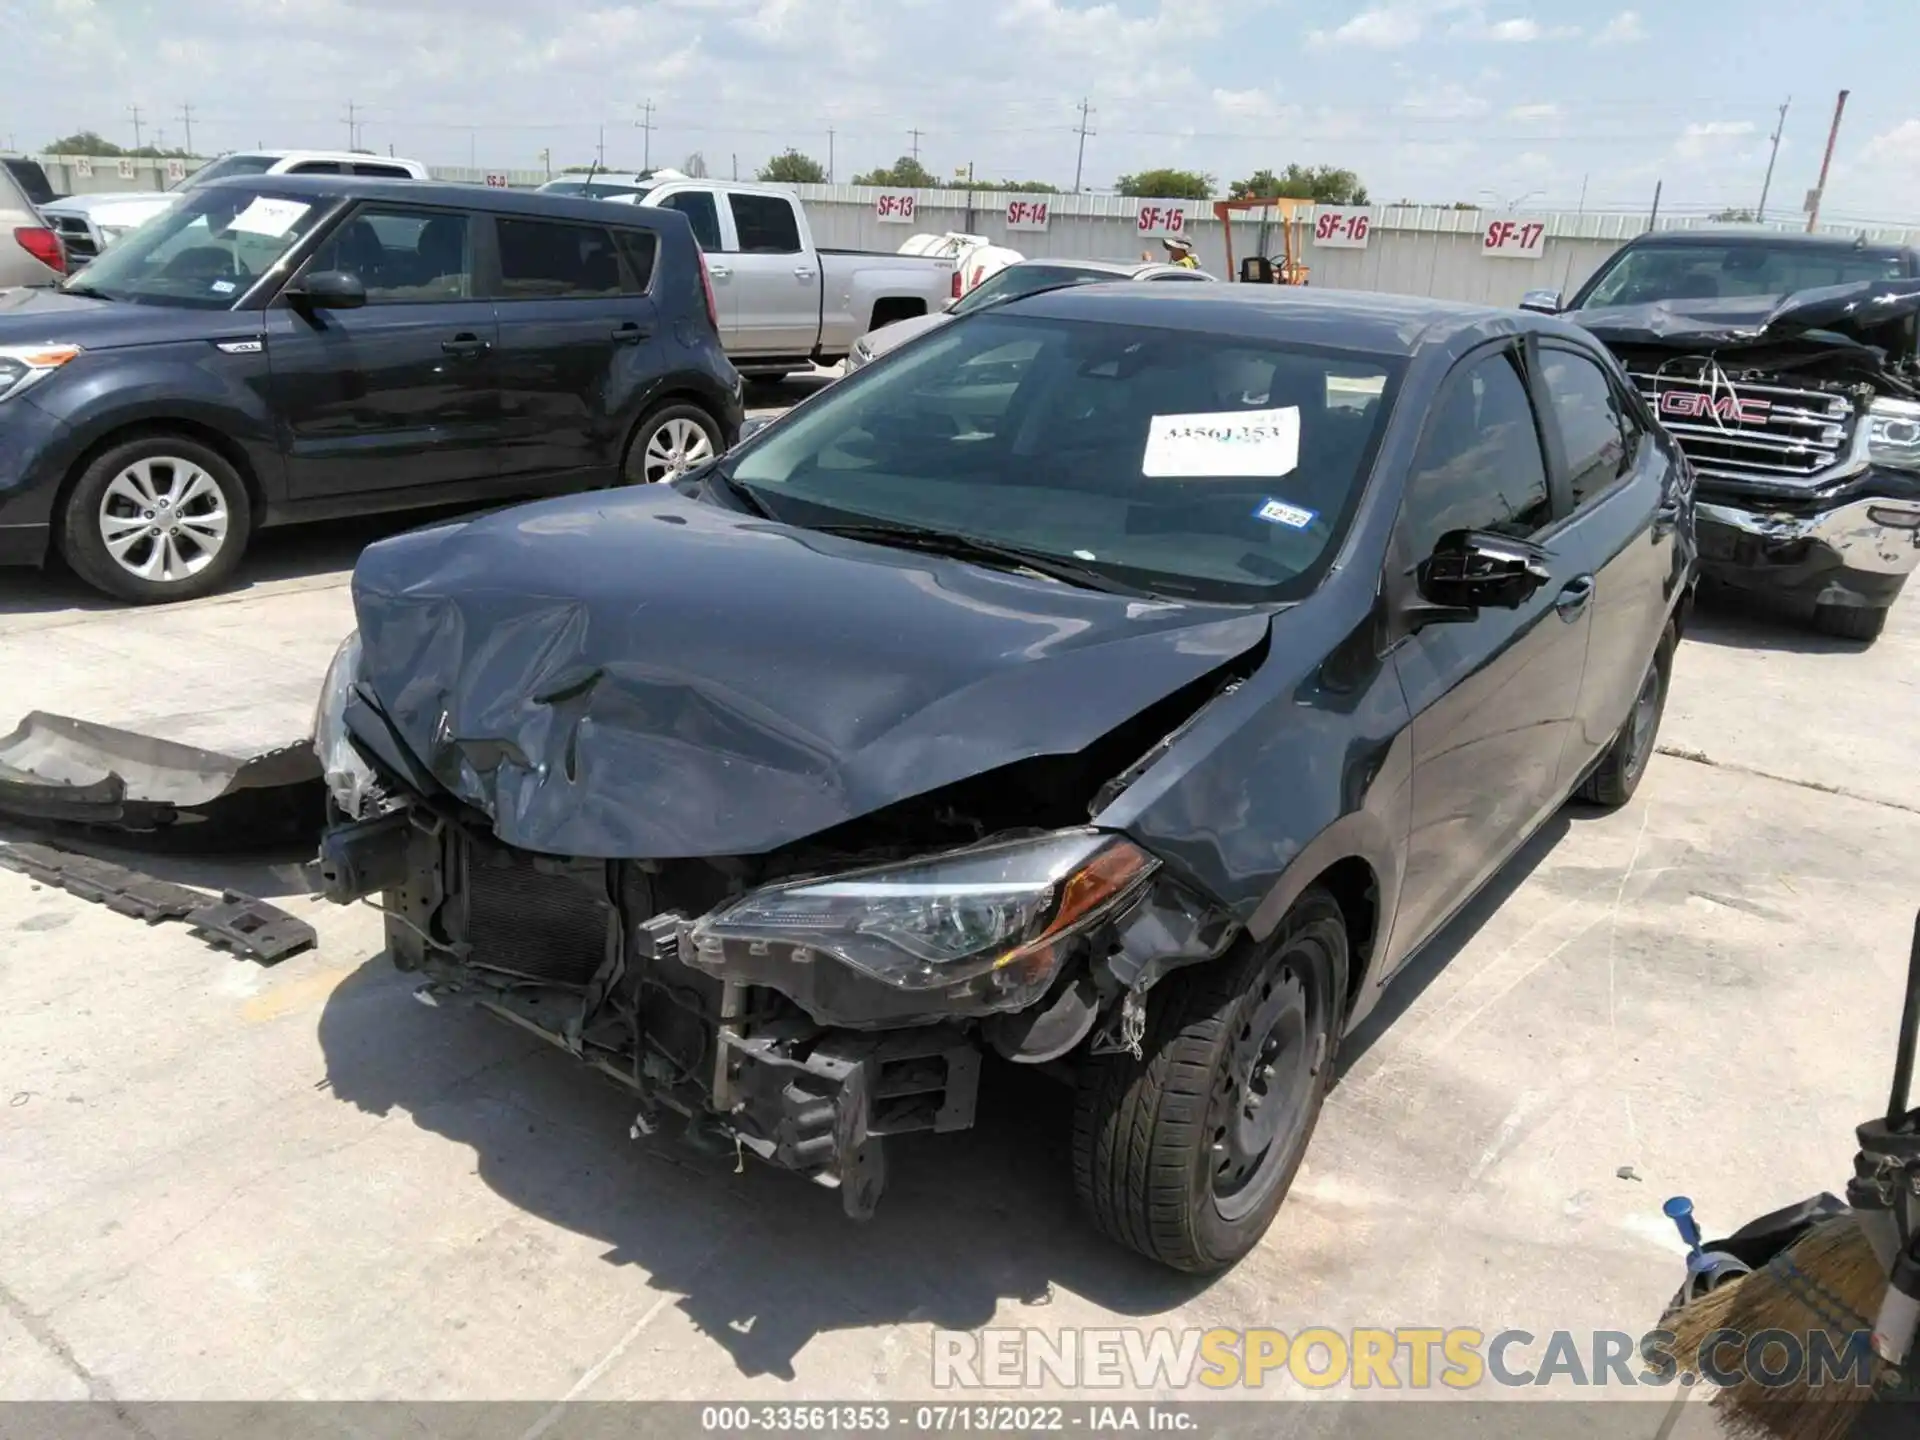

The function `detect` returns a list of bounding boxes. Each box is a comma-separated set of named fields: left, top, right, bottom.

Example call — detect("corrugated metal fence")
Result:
left=26, top=154, right=1920, bottom=309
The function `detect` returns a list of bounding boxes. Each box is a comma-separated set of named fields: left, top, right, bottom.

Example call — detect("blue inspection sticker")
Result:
left=1253, top=498, right=1317, bottom=529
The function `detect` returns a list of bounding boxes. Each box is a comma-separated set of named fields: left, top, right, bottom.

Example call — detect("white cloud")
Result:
left=1594, top=9, right=1646, bottom=44
left=1447, top=11, right=1581, bottom=42
left=1308, top=7, right=1423, bottom=48
left=1401, top=82, right=1492, bottom=121
left=1507, top=102, right=1561, bottom=122
left=1212, top=87, right=1282, bottom=120
left=1674, top=119, right=1757, bottom=161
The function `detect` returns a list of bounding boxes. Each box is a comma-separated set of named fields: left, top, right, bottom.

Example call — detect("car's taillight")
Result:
left=698, top=252, right=719, bottom=334
left=951, top=268, right=963, bottom=300
left=14, top=226, right=65, bottom=275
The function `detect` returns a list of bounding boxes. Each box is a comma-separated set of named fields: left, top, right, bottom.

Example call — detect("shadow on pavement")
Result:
left=1678, top=582, right=1875, bottom=657
left=316, top=952, right=1210, bottom=1383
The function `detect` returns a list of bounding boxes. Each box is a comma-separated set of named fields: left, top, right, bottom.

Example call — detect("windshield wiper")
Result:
left=698, top=460, right=775, bottom=519
left=811, top=520, right=1158, bottom=597
left=60, top=280, right=111, bottom=300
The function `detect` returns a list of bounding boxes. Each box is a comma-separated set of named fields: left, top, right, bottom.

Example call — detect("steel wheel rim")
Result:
left=1624, top=661, right=1662, bottom=782
left=638, top=416, right=715, bottom=483
left=97, top=456, right=229, bottom=584
left=1208, top=955, right=1326, bottom=1222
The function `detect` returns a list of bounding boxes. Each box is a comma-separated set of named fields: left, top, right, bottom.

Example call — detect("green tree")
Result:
left=758, top=149, right=828, bottom=184
left=851, top=155, right=938, bottom=187
left=47, top=130, right=123, bottom=156
left=1711, top=206, right=1757, bottom=222
left=1115, top=168, right=1214, bottom=199
left=1229, top=163, right=1368, bottom=205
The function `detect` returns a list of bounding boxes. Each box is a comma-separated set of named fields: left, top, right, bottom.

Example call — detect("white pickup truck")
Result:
left=615, top=179, right=958, bottom=377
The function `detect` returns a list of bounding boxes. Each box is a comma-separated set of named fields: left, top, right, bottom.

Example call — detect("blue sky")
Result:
left=2, top=0, right=1911, bottom=224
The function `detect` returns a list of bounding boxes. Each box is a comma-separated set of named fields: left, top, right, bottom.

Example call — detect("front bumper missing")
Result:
left=1694, top=491, right=1920, bottom=609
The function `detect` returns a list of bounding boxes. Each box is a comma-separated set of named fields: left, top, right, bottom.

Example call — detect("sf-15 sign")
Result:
left=1135, top=203, right=1188, bottom=238
left=1312, top=207, right=1372, bottom=249
left=1482, top=218, right=1548, bottom=259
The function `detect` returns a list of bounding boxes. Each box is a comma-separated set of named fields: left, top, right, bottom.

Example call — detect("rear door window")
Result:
left=613, top=230, right=657, bottom=293
left=494, top=217, right=624, bottom=299
left=352, top=163, right=416, bottom=179
left=727, top=193, right=801, bottom=254
left=1539, top=348, right=1633, bottom=508
left=657, top=191, right=721, bottom=252
left=286, top=161, right=346, bottom=176
left=306, top=206, right=474, bottom=302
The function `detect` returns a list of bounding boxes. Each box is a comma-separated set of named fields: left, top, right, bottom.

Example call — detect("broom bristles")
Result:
left=1665, top=1214, right=1893, bottom=1440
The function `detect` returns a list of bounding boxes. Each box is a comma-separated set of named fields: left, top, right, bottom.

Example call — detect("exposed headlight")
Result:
left=689, top=829, right=1158, bottom=1011
left=313, top=630, right=378, bottom=819
left=1868, top=397, right=1920, bottom=471
left=0, top=343, right=81, bottom=402
left=845, top=338, right=872, bottom=372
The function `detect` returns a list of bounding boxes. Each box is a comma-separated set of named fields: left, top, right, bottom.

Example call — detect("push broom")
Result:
left=1663, top=909, right=1920, bottom=1440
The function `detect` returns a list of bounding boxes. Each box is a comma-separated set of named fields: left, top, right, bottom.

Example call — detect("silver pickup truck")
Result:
left=617, top=180, right=956, bottom=378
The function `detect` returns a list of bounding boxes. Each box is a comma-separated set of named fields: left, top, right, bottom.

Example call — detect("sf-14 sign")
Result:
left=1006, top=198, right=1051, bottom=232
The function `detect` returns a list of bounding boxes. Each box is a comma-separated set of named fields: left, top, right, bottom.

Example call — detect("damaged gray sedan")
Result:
left=317, top=284, right=1692, bottom=1271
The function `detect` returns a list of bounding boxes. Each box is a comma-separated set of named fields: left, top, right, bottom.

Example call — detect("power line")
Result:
left=908, top=127, right=924, bottom=162
left=638, top=98, right=654, bottom=170
left=1072, top=98, right=1096, bottom=192
left=343, top=99, right=359, bottom=150
left=177, top=102, right=196, bottom=156
left=1755, top=96, right=1790, bottom=222
left=127, top=104, right=143, bottom=150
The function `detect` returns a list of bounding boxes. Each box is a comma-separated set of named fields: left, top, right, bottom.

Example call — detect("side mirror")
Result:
left=286, top=270, right=367, bottom=310
left=1412, top=529, right=1553, bottom=624
left=1518, top=288, right=1562, bottom=315
left=732, top=416, right=771, bottom=448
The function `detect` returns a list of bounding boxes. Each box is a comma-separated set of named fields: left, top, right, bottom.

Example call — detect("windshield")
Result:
left=728, top=313, right=1402, bottom=602
left=178, top=154, right=276, bottom=192
left=61, top=185, right=332, bottom=307
left=951, top=263, right=1122, bottom=316
left=539, top=179, right=655, bottom=201
left=1579, top=242, right=1908, bottom=308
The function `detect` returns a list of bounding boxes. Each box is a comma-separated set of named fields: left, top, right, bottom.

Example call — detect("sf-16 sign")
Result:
left=1482, top=218, right=1548, bottom=259
left=1312, top=207, right=1372, bottom=249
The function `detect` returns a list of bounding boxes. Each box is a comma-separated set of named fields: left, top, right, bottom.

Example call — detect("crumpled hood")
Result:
left=349, top=485, right=1271, bottom=858
left=861, top=310, right=950, bottom=360
left=1575, top=277, right=1920, bottom=350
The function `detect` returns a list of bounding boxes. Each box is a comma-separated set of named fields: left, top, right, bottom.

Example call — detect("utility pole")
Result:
left=1576, top=172, right=1588, bottom=216
left=128, top=104, right=143, bottom=151
left=1647, top=179, right=1662, bottom=233
left=1805, top=88, right=1849, bottom=233
left=909, top=127, right=924, bottom=163
left=1072, top=98, right=1096, bottom=193
left=827, top=128, right=834, bottom=183
left=596, top=124, right=605, bottom=169
left=638, top=99, right=655, bottom=171
left=731, top=153, right=738, bottom=180
left=1756, top=95, right=1790, bottom=222
left=539, top=147, right=551, bottom=179
left=177, top=102, right=195, bottom=156
left=468, top=128, right=476, bottom=169
left=343, top=100, right=358, bottom=150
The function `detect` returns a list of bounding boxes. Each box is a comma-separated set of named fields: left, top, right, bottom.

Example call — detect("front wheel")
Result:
left=1577, top=624, right=1674, bottom=809
left=1813, top=602, right=1888, bottom=643
left=623, top=403, right=723, bottom=486
left=1071, top=888, right=1344, bottom=1273
left=59, top=435, right=252, bottom=604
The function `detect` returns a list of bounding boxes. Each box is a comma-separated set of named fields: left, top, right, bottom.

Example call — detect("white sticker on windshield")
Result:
left=1143, top=406, right=1300, bottom=478
left=1253, top=498, right=1317, bottom=529
left=227, top=197, right=312, bottom=239
left=209, top=279, right=236, bottom=295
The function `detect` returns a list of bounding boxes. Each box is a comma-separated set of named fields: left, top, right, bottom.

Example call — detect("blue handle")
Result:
left=1664, top=1196, right=1704, bottom=1253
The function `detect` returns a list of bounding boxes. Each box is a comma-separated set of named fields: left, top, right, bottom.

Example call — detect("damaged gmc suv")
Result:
left=1526, top=230, right=1920, bottom=642
left=316, top=284, right=1694, bottom=1271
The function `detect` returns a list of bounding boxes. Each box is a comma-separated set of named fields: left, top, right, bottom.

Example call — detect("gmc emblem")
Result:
left=1658, top=390, right=1771, bottom=425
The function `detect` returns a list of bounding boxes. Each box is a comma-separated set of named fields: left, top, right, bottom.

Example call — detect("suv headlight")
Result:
left=0, top=344, right=81, bottom=403
left=1868, top=397, right=1920, bottom=471
left=688, top=829, right=1157, bottom=1011
left=313, top=630, right=378, bottom=820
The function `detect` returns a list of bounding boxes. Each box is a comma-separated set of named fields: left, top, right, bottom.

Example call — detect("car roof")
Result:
left=195, top=173, right=672, bottom=227
left=1001, top=282, right=1519, bottom=356
left=1623, top=227, right=1915, bottom=257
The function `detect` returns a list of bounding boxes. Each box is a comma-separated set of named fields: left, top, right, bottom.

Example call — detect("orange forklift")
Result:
left=1216, top=195, right=1312, bottom=285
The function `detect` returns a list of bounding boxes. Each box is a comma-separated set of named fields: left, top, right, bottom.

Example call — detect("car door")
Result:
left=1385, top=343, right=1595, bottom=962
left=652, top=189, right=734, bottom=339
left=268, top=202, right=501, bottom=500
left=487, top=212, right=655, bottom=485
left=719, top=190, right=817, bottom=357
left=1533, top=340, right=1675, bottom=784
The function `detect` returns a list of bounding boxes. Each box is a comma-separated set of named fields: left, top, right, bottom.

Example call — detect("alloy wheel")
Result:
left=96, top=456, right=230, bottom=585
left=638, top=416, right=716, bottom=484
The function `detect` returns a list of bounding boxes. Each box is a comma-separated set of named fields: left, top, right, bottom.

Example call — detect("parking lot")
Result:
left=1, top=353, right=1915, bottom=1412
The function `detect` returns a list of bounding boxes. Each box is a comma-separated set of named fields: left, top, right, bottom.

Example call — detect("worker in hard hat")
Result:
left=1162, top=235, right=1200, bottom=269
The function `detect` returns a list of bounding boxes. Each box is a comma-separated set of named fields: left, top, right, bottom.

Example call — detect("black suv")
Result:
left=318, top=285, right=1695, bottom=1272
left=0, top=176, right=742, bottom=602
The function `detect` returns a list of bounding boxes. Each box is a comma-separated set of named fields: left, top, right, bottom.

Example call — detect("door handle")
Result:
left=793, top=267, right=816, bottom=280
left=611, top=322, right=651, bottom=344
left=441, top=333, right=490, bottom=358
left=707, top=264, right=732, bottom=279
left=1554, top=575, right=1596, bottom=620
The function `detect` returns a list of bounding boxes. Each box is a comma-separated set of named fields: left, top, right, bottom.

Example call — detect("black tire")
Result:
left=622, top=402, right=724, bottom=486
left=59, top=434, right=252, bottom=604
left=1577, top=624, right=1675, bottom=809
left=1813, top=602, right=1888, bottom=643
left=1071, top=887, right=1345, bottom=1273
